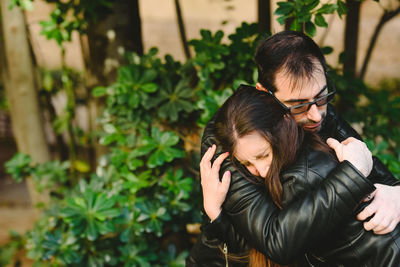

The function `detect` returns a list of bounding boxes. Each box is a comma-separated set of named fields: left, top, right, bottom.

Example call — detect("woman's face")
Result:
left=234, top=131, right=273, bottom=179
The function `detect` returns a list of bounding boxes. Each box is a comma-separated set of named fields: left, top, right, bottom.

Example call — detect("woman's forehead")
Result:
left=234, top=132, right=271, bottom=159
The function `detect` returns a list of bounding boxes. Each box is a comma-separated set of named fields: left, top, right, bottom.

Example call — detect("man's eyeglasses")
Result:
left=266, top=81, right=336, bottom=115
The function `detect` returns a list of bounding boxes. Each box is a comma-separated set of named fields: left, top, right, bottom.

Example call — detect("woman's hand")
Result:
left=327, top=137, right=373, bottom=177
left=200, top=144, right=231, bottom=221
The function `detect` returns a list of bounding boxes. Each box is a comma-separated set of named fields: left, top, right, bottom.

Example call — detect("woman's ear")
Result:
left=256, top=83, right=268, bottom=92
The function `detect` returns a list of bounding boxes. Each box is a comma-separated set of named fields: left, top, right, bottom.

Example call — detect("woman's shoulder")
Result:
left=282, top=145, right=338, bottom=180
left=280, top=145, right=339, bottom=207
left=306, top=146, right=338, bottom=177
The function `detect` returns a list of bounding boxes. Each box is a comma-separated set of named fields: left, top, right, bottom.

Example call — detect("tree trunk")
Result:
left=284, top=0, right=295, bottom=31
left=85, top=0, right=144, bottom=160
left=343, top=0, right=361, bottom=77
left=0, top=0, right=51, bottom=205
left=285, top=18, right=295, bottom=31
left=87, top=0, right=144, bottom=86
left=258, top=0, right=271, bottom=34
left=174, top=0, right=191, bottom=59
left=359, top=7, right=400, bottom=80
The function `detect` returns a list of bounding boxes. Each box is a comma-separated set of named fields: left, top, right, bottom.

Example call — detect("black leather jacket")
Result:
left=281, top=146, right=400, bottom=266
left=187, top=104, right=398, bottom=266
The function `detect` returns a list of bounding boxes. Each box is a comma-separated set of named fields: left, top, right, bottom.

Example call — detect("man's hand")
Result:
left=357, top=184, right=400, bottom=234
left=200, top=144, right=231, bottom=221
left=327, top=137, right=373, bottom=177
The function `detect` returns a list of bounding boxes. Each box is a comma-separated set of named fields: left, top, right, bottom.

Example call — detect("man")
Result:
left=187, top=31, right=399, bottom=266
left=254, top=31, right=400, bottom=233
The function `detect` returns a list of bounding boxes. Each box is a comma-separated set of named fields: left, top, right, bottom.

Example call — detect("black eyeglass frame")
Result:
left=265, top=75, right=337, bottom=115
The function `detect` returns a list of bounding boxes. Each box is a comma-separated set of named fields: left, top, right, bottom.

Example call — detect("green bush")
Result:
left=4, top=0, right=399, bottom=265
left=5, top=23, right=264, bottom=266
left=4, top=21, right=400, bottom=266
left=328, top=72, right=400, bottom=179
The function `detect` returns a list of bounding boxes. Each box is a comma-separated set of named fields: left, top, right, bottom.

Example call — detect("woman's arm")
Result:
left=199, top=121, right=375, bottom=264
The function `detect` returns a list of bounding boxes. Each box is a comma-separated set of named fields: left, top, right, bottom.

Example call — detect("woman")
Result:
left=192, top=85, right=400, bottom=266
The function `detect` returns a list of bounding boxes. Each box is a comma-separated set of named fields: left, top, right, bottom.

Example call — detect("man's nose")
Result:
left=307, top=103, right=322, bottom=122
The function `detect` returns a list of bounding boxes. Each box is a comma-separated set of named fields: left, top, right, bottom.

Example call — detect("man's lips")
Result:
left=304, top=121, right=322, bottom=130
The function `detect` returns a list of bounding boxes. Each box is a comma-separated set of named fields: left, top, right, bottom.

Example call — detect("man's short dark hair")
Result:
left=255, top=31, right=327, bottom=93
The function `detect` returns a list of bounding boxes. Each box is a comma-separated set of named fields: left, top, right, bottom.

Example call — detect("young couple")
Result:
left=187, top=31, right=400, bottom=266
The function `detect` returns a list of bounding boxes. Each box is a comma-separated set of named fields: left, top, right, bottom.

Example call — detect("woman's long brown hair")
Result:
left=215, top=85, right=300, bottom=209
left=214, top=85, right=330, bottom=267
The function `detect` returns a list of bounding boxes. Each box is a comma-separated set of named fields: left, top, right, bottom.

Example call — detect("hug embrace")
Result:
left=186, top=31, right=400, bottom=267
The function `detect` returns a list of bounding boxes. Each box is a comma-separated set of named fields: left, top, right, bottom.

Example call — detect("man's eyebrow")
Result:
left=284, top=85, right=328, bottom=104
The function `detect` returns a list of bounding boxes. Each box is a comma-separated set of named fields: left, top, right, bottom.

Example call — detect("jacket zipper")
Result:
left=223, top=242, right=228, bottom=267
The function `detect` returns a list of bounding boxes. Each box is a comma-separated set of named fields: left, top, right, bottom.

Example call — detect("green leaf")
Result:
left=214, top=30, right=224, bottom=43
left=317, top=3, right=337, bottom=14
left=128, top=92, right=140, bottom=108
left=162, top=147, right=185, bottom=162
left=321, top=46, right=333, bottom=55
left=277, top=15, right=289, bottom=25
left=5, top=153, right=32, bottom=182
left=304, top=0, right=319, bottom=12
left=290, top=19, right=301, bottom=31
left=135, top=143, right=158, bottom=156
left=148, top=150, right=164, bottom=168
left=305, top=21, right=317, bottom=37
left=127, top=158, right=144, bottom=170
left=151, top=127, right=162, bottom=141
left=298, top=13, right=312, bottom=23
left=98, top=208, right=120, bottom=218
left=200, top=29, right=212, bottom=42
left=92, top=86, right=108, bottom=97
left=275, top=2, right=294, bottom=15
left=140, top=69, right=157, bottom=84
left=87, top=219, right=98, bottom=241
left=314, top=14, right=328, bottom=27
left=93, top=195, right=115, bottom=211
left=160, top=132, right=179, bottom=146
left=141, top=83, right=158, bottom=93
left=337, top=0, right=347, bottom=18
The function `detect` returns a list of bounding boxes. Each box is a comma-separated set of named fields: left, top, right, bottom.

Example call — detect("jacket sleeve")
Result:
left=324, top=104, right=399, bottom=186
left=186, top=210, right=250, bottom=267
left=201, top=118, right=376, bottom=265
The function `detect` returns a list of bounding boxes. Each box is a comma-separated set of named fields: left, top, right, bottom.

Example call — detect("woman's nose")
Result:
left=254, top=162, right=268, bottom=178
left=248, top=166, right=260, bottom=176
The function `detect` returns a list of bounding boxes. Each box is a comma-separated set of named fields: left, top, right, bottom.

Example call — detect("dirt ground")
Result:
left=0, top=173, right=37, bottom=246
left=1, top=0, right=399, bottom=265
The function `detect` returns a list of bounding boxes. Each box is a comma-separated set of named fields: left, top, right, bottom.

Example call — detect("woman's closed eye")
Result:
left=242, top=161, right=252, bottom=167
left=256, top=153, right=270, bottom=160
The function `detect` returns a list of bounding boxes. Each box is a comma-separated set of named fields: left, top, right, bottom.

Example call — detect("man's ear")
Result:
left=256, top=83, right=268, bottom=92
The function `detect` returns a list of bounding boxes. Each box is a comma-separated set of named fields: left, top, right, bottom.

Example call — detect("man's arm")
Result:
left=325, top=104, right=398, bottom=185
left=325, top=104, right=400, bottom=234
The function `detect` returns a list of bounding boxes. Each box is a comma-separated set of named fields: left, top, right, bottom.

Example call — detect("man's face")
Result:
left=273, top=64, right=327, bottom=133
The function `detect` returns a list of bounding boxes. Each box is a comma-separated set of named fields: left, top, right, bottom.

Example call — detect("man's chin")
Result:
left=300, top=114, right=326, bottom=133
